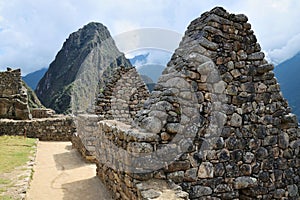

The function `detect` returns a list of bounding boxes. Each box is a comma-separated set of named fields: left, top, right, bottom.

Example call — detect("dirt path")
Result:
left=26, top=141, right=112, bottom=200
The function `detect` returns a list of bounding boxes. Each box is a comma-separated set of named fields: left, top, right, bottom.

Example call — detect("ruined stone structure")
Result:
left=0, top=68, right=76, bottom=141
left=95, top=66, right=149, bottom=124
left=0, top=69, right=31, bottom=120
left=73, top=7, right=300, bottom=200
left=1, top=7, right=299, bottom=200
left=72, top=66, right=149, bottom=162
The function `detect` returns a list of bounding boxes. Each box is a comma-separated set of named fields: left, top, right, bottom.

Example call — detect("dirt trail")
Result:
left=26, top=141, right=112, bottom=200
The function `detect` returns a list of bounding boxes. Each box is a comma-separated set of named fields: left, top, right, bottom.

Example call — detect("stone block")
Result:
left=233, top=176, right=257, bottom=189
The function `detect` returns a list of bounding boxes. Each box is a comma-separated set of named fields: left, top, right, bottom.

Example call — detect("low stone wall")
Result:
left=30, top=108, right=56, bottom=118
left=72, top=118, right=188, bottom=199
left=0, top=117, right=75, bottom=141
left=72, top=114, right=100, bottom=162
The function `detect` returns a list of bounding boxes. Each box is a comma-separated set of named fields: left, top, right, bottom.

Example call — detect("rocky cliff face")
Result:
left=35, top=22, right=132, bottom=114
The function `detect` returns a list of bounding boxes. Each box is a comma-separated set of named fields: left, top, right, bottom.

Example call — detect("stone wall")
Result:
left=71, top=7, right=300, bottom=200
left=72, top=114, right=100, bottom=162
left=30, top=108, right=56, bottom=118
left=0, top=69, right=31, bottom=120
left=73, top=118, right=188, bottom=199
left=132, top=7, right=300, bottom=199
left=95, top=66, right=149, bottom=124
left=0, top=117, right=75, bottom=141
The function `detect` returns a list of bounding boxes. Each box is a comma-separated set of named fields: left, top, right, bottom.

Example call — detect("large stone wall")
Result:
left=95, top=66, right=149, bottom=124
left=0, top=117, right=75, bottom=141
left=72, top=7, right=300, bottom=200
left=0, top=69, right=31, bottom=120
left=133, top=7, right=300, bottom=199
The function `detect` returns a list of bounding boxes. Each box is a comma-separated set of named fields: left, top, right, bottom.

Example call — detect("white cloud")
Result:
left=114, top=28, right=182, bottom=57
left=112, top=20, right=140, bottom=35
left=0, top=0, right=300, bottom=74
left=129, top=50, right=172, bottom=69
left=267, top=33, right=300, bottom=64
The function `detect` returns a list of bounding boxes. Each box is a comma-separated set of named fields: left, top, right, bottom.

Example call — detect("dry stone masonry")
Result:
left=95, top=66, right=149, bottom=124
left=72, top=7, right=300, bottom=200
left=2, top=6, right=299, bottom=200
left=0, top=117, right=75, bottom=141
left=72, top=114, right=100, bottom=162
left=0, top=68, right=31, bottom=120
left=0, top=68, right=76, bottom=141
left=133, top=7, right=300, bottom=199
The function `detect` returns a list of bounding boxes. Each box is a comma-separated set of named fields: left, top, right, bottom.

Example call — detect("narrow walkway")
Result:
left=26, top=141, right=113, bottom=200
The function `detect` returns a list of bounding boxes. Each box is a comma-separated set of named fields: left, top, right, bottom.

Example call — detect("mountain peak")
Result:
left=36, top=22, right=131, bottom=114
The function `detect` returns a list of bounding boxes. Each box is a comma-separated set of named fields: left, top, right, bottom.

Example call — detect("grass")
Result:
left=0, top=178, right=11, bottom=185
left=0, top=135, right=36, bottom=173
left=0, top=178, right=12, bottom=193
left=0, top=178, right=10, bottom=193
left=0, top=135, right=36, bottom=199
left=0, top=196, right=14, bottom=200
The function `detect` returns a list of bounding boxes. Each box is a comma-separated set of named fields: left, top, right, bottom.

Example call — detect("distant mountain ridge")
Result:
left=22, top=68, right=47, bottom=90
left=35, top=22, right=132, bottom=114
left=129, top=53, right=165, bottom=83
left=274, top=52, right=300, bottom=121
left=129, top=53, right=149, bottom=65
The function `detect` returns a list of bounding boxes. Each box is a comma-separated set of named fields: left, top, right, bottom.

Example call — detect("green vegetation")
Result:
left=0, top=178, right=12, bottom=194
left=0, top=178, right=12, bottom=193
left=0, top=135, right=36, bottom=173
left=0, top=135, right=36, bottom=199
left=22, top=80, right=44, bottom=109
left=0, top=195, right=14, bottom=200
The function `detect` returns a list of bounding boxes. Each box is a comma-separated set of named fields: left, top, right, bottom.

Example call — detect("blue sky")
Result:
left=1, top=0, right=300, bottom=75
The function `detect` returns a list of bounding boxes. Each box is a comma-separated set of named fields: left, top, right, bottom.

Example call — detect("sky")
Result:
left=1, top=0, right=300, bottom=75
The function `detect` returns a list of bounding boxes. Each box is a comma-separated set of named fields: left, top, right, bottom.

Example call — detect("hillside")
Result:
left=22, top=80, right=44, bottom=109
left=35, top=22, right=132, bottom=114
left=274, top=52, right=300, bottom=121
left=22, top=68, right=47, bottom=90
